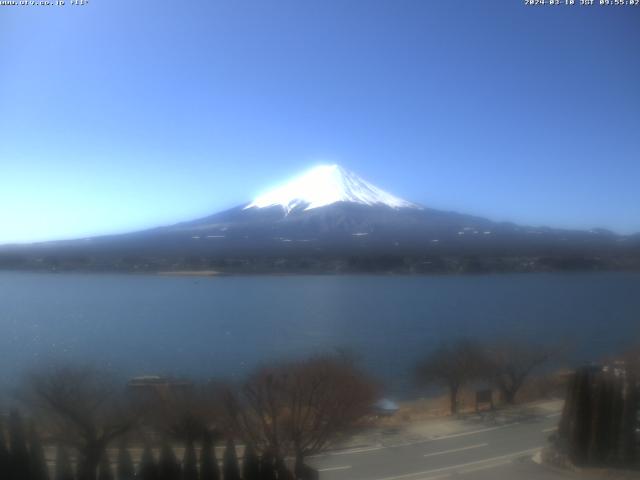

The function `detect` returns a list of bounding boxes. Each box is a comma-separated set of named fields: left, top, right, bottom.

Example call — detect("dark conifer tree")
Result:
left=158, top=443, right=180, bottom=480
left=293, top=455, right=318, bottom=480
left=259, top=450, right=275, bottom=480
left=274, top=457, right=293, bottom=480
left=138, top=444, right=158, bottom=480
left=29, top=425, right=50, bottom=480
left=8, top=410, right=31, bottom=480
left=199, top=433, right=219, bottom=480
left=116, top=443, right=135, bottom=480
left=54, top=446, right=74, bottom=480
left=558, top=366, right=639, bottom=466
left=222, top=439, right=240, bottom=480
left=181, top=440, right=198, bottom=480
left=0, top=423, right=10, bottom=480
left=97, top=452, right=114, bottom=480
left=241, top=444, right=260, bottom=480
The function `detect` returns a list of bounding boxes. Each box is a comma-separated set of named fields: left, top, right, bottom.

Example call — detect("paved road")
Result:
left=309, top=412, right=570, bottom=480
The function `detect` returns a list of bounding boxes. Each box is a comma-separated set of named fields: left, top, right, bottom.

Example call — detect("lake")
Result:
left=1, top=271, right=639, bottom=397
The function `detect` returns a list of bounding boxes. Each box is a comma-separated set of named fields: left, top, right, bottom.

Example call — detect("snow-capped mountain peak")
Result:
left=244, top=164, right=420, bottom=213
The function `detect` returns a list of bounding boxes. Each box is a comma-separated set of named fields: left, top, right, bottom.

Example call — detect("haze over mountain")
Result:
left=1, top=165, right=639, bottom=274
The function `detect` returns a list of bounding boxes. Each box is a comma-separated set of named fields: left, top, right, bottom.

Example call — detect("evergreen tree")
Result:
left=241, top=444, right=260, bottom=480
left=8, top=410, right=31, bottom=480
left=199, top=434, right=219, bottom=480
left=181, top=440, right=198, bottom=480
left=158, top=443, right=180, bottom=480
left=293, top=455, right=317, bottom=480
left=138, top=444, right=158, bottom=480
left=54, top=446, right=74, bottom=480
left=557, top=366, right=639, bottom=466
left=97, top=452, right=114, bottom=480
left=0, top=422, right=11, bottom=480
left=222, top=440, right=240, bottom=480
left=258, top=450, right=275, bottom=480
left=116, top=443, right=135, bottom=480
left=29, top=425, right=50, bottom=480
left=275, top=457, right=293, bottom=480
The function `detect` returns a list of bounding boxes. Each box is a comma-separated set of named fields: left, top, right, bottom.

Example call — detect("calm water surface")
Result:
left=1, top=272, right=639, bottom=396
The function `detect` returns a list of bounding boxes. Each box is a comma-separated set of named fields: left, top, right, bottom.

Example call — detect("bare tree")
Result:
left=23, top=366, right=134, bottom=480
left=622, top=342, right=640, bottom=374
left=484, top=339, right=558, bottom=404
left=416, top=339, right=486, bottom=414
left=224, top=370, right=286, bottom=456
left=226, top=355, right=376, bottom=467
left=136, top=380, right=224, bottom=444
left=285, top=356, right=376, bottom=461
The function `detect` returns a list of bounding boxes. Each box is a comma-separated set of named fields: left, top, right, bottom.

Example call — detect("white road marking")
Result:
left=375, top=447, right=542, bottom=480
left=310, top=445, right=382, bottom=458
left=318, top=465, right=352, bottom=472
left=423, top=443, right=488, bottom=458
left=457, top=459, right=512, bottom=475
left=546, top=412, right=562, bottom=418
left=542, top=427, right=557, bottom=433
left=428, top=425, right=508, bottom=441
left=412, top=474, right=451, bottom=480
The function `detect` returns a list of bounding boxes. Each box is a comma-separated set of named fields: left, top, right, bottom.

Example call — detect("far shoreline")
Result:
left=156, top=270, right=225, bottom=277
left=1, top=268, right=640, bottom=279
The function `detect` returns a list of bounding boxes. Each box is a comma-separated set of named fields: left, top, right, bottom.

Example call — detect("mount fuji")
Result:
left=244, top=164, right=419, bottom=212
left=1, top=165, right=639, bottom=273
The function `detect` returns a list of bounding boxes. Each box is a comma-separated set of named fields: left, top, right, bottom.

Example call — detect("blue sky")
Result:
left=1, top=0, right=639, bottom=244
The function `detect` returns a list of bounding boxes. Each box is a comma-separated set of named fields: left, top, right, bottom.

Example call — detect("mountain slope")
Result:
left=1, top=164, right=639, bottom=273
